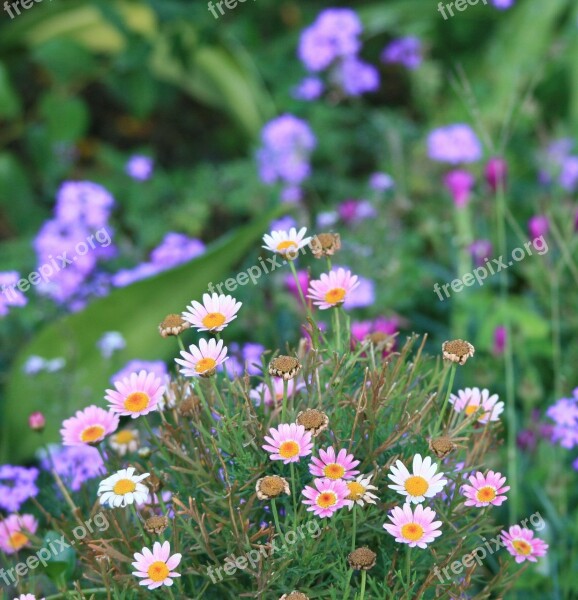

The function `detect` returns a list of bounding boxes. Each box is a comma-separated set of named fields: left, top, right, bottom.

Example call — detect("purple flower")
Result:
left=342, top=275, right=375, bottom=309
left=369, top=172, right=394, bottom=191
left=493, top=326, right=506, bottom=355
left=112, top=359, right=168, bottom=384
left=0, top=271, right=27, bottom=317
left=469, top=240, right=492, bottom=267
left=55, top=181, right=115, bottom=229
left=257, top=115, right=316, bottom=201
left=293, top=77, right=324, bottom=101
left=125, top=155, right=154, bottom=181
left=298, top=8, right=362, bottom=72
left=528, top=215, right=549, bottom=239
left=443, top=170, right=475, bottom=208
left=381, top=36, right=422, bottom=70
left=491, top=0, right=515, bottom=8
left=559, top=156, right=578, bottom=192
left=0, top=465, right=39, bottom=511
left=270, top=216, right=297, bottom=232
left=485, top=157, right=507, bottom=192
left=41, top=445, right=104, bottom=492
left=333, top=56, right=380, bottom=96
left=338, top=199, right=377, bottom=224
left=546, top=389, right=578, bottom=449
left=427, top=124, right=483, bottom=164
left=97, top=331, right=126, bottom=359
left=150, top=233, right=205, bottom=269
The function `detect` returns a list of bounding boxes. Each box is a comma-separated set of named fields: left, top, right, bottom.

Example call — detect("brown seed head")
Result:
left=178, top=394, right=201, bottom=418
left=147, top=472, right=164, bottom=494
left=310, top=232, right=341, bottom=258
left=429, top=436, right=456, bottom=459
left=269, top=356, right=302, bottom=381
left=296, top=408, right=329, bottom=437
left=442, top=339, right=475, bottom=365
left=159, top=314, right=190, bottom=338
left=348, top=547, right=377, bottom=571
left=256, top=475, right=290, bottom=500
left=144, top=515, right=169, bottom=534
left=279, top=593, right=309, bottom=600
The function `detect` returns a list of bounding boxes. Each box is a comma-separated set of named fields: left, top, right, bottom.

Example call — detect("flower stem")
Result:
left=271, top=498, right=283, bottom=536
left=434, top=363, right=457, bottom=435
left=281, top=378, right=289, bottom=422
left=176, top=334, right=186, bottom=353
left=406, top=546, right=411, bottom=588
left=288, top=260, right=308, bottom=311
left=359, top=570, right=367, bottom=600
left=351, top=504, right=357, bottom=553
left=290, top=461, right=299, bottom=527
left=333, top=307, right=342, bottom=352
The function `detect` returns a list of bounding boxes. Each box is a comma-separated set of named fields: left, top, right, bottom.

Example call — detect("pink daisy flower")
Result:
left=309, top=446, right=360, bottom=480
left=175, top=338, right=228, bottom=378
left=182, top=293, right=242, bottom=332
left=249, top=379, right=304, bottom=407
left=383, top=503, right=442, bottom=548
left=461, top=470, right=510, bottom=507
left=15, top=595, right=44, bottom=600
left=501, top=525, right=549, bottom=563
left=302, top=477, right=349, bottom=518
left=307, top=268, right=360, bottom=309
left=449, top=387, right=504, bottom=424
left=60, top=405, right=119, bottom=446
left=132, top=541, right=182, bottom=589
left=0, top=514, right=38, bottom=555
left=262, top=423, right=313, bottom=464
left=106, top=370, right=165, bottom=418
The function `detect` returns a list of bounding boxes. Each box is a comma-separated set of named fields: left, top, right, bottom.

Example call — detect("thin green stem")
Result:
left=434, top=363, right=457, bottom=435
left=176, top=334, right=186, bottom=353
left=351, top=504, right=357, bottom=553
left=271, top=498, right=283, bottom=536
left=130, top=504, right=148, bottom=542
left=211, top=377, right=227, bottom=416
left=333, top=307, right=342, bottom=352
left=288, top=260, right=308, bottom=311
left=281, top=378, right=289, bottom=422
left=406, top=547, right=411, bottom=589
left=45, top=589, right=108, bottom=599
left=359, top=569, right=367, bottom=600
left=290, top=462, right=299, bottom=528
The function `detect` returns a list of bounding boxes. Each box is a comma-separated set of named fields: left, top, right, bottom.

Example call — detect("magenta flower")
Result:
left=461, top=470, right=510, bottom=507
left=501, top=525, right=548, bottom=563
left=443, top=169, right=475, bottom=208
left=262, top=423, right=313, bottom=464
left=132, top=541, right=182, bottom=589
left=528, top=215, right=549, bottom=239
left=60, top=405, right=119, bottom=446
left=0, top=514, right=38, bottom=555
left=485, top=156, right=507, bottom=192
left=383, top=503, right=442, bottom=548
left=302, top=477, right=349, bottom=518
left=309, top=446, right=360, bottom=480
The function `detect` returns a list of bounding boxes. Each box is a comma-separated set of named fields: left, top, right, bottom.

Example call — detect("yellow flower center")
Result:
left=276, top=240, right=298, bottom=254
left=124, top=392, right=150, bottom=413
left=317, top=491, right=338, bottom=508
left=464, top=404, right=480, bottom=416
left=80, top=425, right=106, bottom=443
left=404, top=476, right=429, bottom=497
left=476, top=486, right=497, bottom=503
left=202, top=312, right=226, bottom=330
left=346, top=481, right=366, bottom=500
left=278, top=440, right=300, bottom=459
left=324, top=287, right=346, bottom=305
left=147, top=560, right=170, bottom=582
left=114, top=430, right=136, bottom=445
left=401, top=523, right=424, bottom=542
left=323, top=463, right=346, bottom=480
left=512, top=539, right=532, bottom=556
left=195, top=357, right=217, bottom=373
left=8, top=531, right=28, bottom=550
left=113, top=478, right=137, bottom=495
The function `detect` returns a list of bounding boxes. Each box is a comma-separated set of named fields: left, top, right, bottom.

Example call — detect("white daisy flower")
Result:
left=344, top=474, right=379, bottom=509
left=98, top=467, right=150, bottom=508
left=262, top=227, right=312, bottom=259
left=182, top=293, right=242, bottom=333
left=109, top=429, right=140, bottom=456
left=387, top=454, right=447, bottom=504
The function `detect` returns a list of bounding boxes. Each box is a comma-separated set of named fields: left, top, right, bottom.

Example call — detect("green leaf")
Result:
left=1, top=208, right=284, bottom=463
left=0, top=61, right=21, bottom=118
left=31, top=38, right=98, bottom=84
left=38, top=92, right=89, bottom=142
left=40, top=531, right=77, bottom=584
